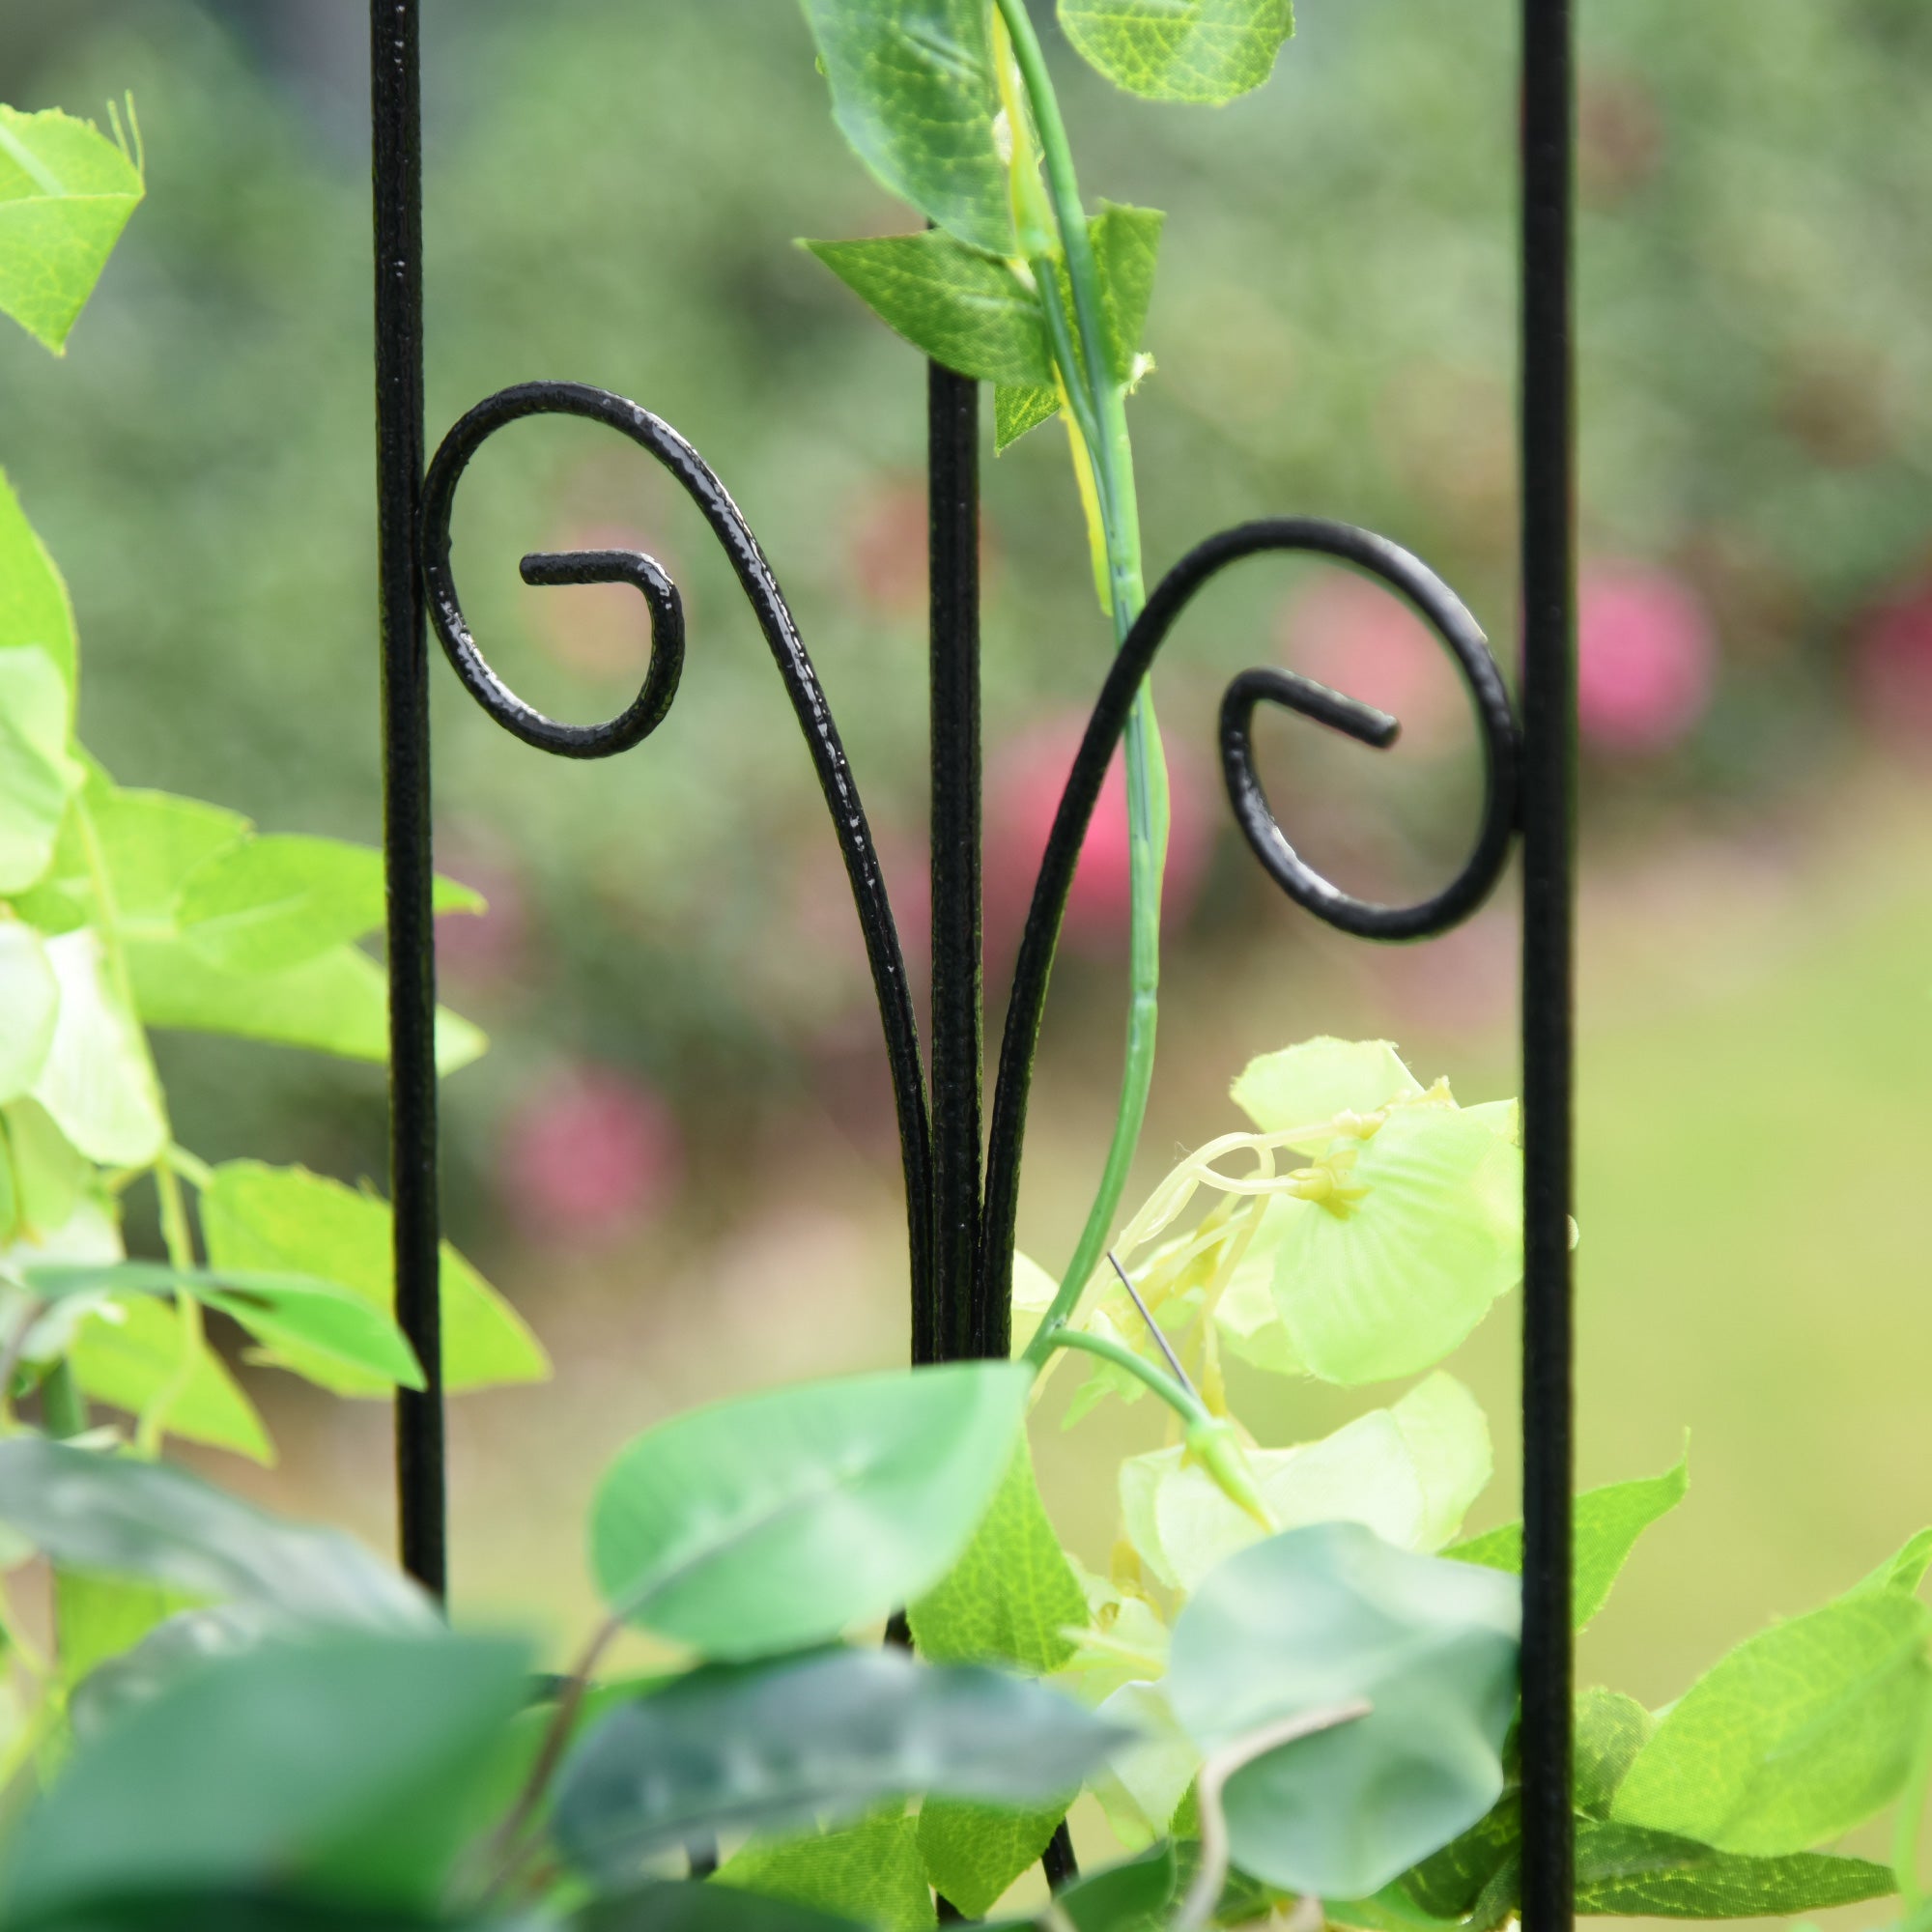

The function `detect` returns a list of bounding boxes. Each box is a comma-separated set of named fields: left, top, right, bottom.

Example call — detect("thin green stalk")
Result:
left=1042, top=1326, right=1210, bottom=1433
left=995, top=0, right=1171, bottom=1369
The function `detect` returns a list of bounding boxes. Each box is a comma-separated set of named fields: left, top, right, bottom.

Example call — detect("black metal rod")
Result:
left=926, top=364, right=984, bottom=1364
left=1518, top=0, right=1577, bottom=1920
left=370, top=0, right=444, bottom=1599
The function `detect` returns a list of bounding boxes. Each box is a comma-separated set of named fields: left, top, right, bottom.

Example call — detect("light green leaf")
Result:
left=1210, top=1196, right=1303, bottom=1376
left=804, top=233, right=1052, bottom=384
left=917, top=1798, right=1065, bottom=1918
left=1090, top=1679, right=1199, bottom=1848
left=53, top=1569, right=196, bottom=1687
left=0, top=1627, right=527, bottom=1921
left=1166, top=1521, right=1520, bottom=1898
left=1855, top=1526, right=1932, bottom=1597
left=1612, top=1573, right=1932, bottom=1854
left=1058, top=0, right=1294, bottom=104
left=0, top=1438, right=431, bottom=1628
left=1447, top=1454, right=1690, bottom=1630
left=994, top=383, right=1060, bottom=452
left=1092, top=201, right=1163, bottom=384
left=1, top=1098, right=88, bottom=1240
left=23, top=1260, right=425, bottom=1392
left=198, top=1161, right=546, bottom=1396
left=909, top=1435, right=1086, bottom=1673
left=128, top=935, right=485, bottom=1073
left=1269, top=1104, right=1521, bottom=1384
left=0, top=105, right=143, bottom=354
left=1232, top=1037, right=1423, bottom=1144
left=798, top=0, right=1012, bottom=255
left=1575, top=1686, right=1655, bottom=1817
left=1572, top=1820, right=1895, bottom=1918
left=175, top=835, right=480, bottom=977
left=84, top=786, right=251, bottom=924
left=0, top=470, right=76, bottom=686
left=0, top=646, right=83, bottom=894
left=1122, top=1371, right=1492, bottom=1592
left=590, top=1362, right=1029, bottom=1659
left=29, top=928, right=165, bottom=1166
left=553, top=1649, right=1126, bottom=1884
left=69, top=1293, right=274, bottom=1463
left=0, top=919, right=58, bottom=1101
left=721, top=1812, right=934, bottom=1932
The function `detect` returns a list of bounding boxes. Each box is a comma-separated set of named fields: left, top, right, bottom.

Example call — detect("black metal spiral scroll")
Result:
left=417, top=381, right=935, bottom=1324
left=977, top=518, right=1520, bottom=1349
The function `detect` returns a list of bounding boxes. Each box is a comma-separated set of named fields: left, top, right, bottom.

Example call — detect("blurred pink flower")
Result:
left=1279, top=573, right=1461, bottom=753
left=984, top=715, right=1212, bottom=958
left=1577, top=564, right=1716, bottom=753
left=1853, top=576, right=1932, bottom=744
left=496, top=1065, right=682, bottom=1247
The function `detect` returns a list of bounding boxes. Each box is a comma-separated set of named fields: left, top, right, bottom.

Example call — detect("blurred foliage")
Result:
left=3, top=0, right=1929, bottom=1220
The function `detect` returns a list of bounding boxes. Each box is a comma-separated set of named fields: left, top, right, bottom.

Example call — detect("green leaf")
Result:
left=1051, top=1843, right=1179, bottom=1932
left=1386, top=1793, right=1520, bottom=1924
left=0, top=919, right=59, bottom=1101
left=1092, top=201, right=1162, bottom=384
left=804, top=233, right=1052, bottom=384
left=69, top=1293, right=274, bottom=1463
left=589, top=1361, right=1028, bottom=1659
left=54, top=1569, right=197, bottom=1687
left=1231, top=1037, right=1423, bottom=1144
left=909, top=1435, right=1086, bottom=1674
left=1447, top=1454, right=1690, bottom=1629
left=1165, top=1521, right=1520, bottom=1898
left=64, top=1605, right=267, bottom=1740
left=29, top=929, right=165, bottom=1166
left=1057, top=0, right=1294, bottom=104
left=85, top=786, right=251, bottom=923
left=0, top=1627, right=528, bottom=1921
left=578, top=1884, right=868, bottom=1932
left=1575, top=1687, right=1655, bottom=1817
left=1856, top=1526, right=1932, bottom=1597
left=1268, top=1103, right=1521, bottom=1384
left=0, top=1438, right=432, bottom=1628
left=198, top=1161, right=546, bottom=1395
left=0, top=646, right=84, bottom=894
left=918, top=1799, right=1066, bottom=1918
left=721, top=1812, right=934, bottom=1932
left=0, top=105, right=143, bottom=353
left=0, top=470, right=77, bottom=686
left=5, top=1895, right=496, bottom=1932
left=127, top=935, right=485, bottom=1073
left=798, top=0, right=1012, bottom=255
left=175, top=835, right=480, bottom=977
left=1, top=1097, right=88, bottom=1239
left=1611, top=1577, right=1932, bottom=1855
left=1122, top=1371, right=1492, bottom=1592
left=23, top=1260, right=425, bottom=1392
left=1572, top=1820, right=1895, bottom=1918
left=994, top=383, right=1061, bottom=452
left=553, top=1647, right=1128, bottom=1885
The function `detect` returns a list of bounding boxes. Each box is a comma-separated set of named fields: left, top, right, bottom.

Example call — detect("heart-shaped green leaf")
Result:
left=1166, top=1521, right=1520, bottom=1898
left=590, top=1362, right=1028, bottom=1658
left=553, top=1646, right=1130, bottom=1886
left=0, top=1438, right=431, bottom=1629
left=1058, top=0, right=1294, bottom=105
left=0, top=105, right=144, bottom=354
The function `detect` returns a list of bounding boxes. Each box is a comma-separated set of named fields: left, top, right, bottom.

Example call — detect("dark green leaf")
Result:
left=798, top=0, right=1012, bottom=254
left=1051, top=1843, right=1179, bottom=1932
left=23, top=1261, right=425, bottom=1391
left=7, top=1894, right=506, bottom=1932
left=1166, top=1521, right=1520, bottom=1899
left=1392, top=1794, right=1519, bottom=1921
left=1447, top=1455, right=1689, bottom=1629
left=198, top=1162, right=545, bottom=1396
left=0, top=105, right=143, bottom=353
left=994, top=384, right=1060, bottom=452
left=577, top=1884, right=865, bottom=1932
left=589, top=1362, right=1028, bottom=1658
left=1573, top=1820, right=1895, bottom=1917
left=552, top=1647, right=1130, bottom=1887
left=66, top=1605, right=268, bottom=1739
left=1092, top=202, right=1162, bottom=384
left=0, top=1628, right=530, bottom=1920
left=719, top=1813, right=933, bottom=1931
left=1057, top=0, right=1293, bottom=104
left=803, top=234, right=1051, bottom=384
left=0, top=1438, right=432, bottom=1628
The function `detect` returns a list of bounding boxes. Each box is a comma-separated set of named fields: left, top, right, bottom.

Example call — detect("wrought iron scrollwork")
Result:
left=978, top=517, right=1519, bottom=1314
left=418, top=381, right=934, bottom=1315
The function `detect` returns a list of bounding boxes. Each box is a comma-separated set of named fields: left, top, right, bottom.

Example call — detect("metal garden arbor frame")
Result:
left=368, top=3, right=1577, bottom=1923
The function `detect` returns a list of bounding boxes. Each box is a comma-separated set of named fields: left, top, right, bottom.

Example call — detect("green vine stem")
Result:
left=994, top=0, right=1173, bottom=1370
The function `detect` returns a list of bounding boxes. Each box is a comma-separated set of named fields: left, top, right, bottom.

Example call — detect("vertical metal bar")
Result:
left=925, top=363, right=985, bottom=1364
left=1519, top=0, right=1577, bottom=1923
left=370, top=0, right=445, bottom=1599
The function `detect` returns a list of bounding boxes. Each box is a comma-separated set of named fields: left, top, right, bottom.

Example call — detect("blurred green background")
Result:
left=6, top=0, right=1932, bottom=1889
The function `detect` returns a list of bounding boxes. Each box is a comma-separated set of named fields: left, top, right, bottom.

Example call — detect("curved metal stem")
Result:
left=420, top=381, right=934, bottom=1325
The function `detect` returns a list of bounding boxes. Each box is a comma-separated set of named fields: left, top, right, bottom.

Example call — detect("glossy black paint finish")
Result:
left=369, top=0, right=442, bottom=1601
